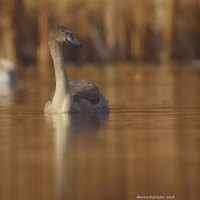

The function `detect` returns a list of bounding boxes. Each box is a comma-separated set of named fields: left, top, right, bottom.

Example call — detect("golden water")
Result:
left=0, top=63, right=200, bottom=200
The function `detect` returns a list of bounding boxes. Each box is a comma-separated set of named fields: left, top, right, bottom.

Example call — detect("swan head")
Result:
left=49, top=25, right=82, bottom=47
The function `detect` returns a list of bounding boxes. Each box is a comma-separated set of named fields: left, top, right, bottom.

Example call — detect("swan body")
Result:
left=44, top=25, right=110, bottom=114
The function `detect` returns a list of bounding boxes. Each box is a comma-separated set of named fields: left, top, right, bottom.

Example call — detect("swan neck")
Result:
left=49, top=40, right=72, bottom=97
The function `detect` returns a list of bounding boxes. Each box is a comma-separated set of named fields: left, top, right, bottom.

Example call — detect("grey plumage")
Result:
left=44, top=25, right=110, bottom=114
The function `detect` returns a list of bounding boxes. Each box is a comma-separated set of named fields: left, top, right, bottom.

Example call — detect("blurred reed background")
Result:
left=0, top=0, right=200, bottom=68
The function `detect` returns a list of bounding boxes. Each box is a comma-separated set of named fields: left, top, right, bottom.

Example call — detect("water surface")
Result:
left=0, top=63, right=200, bottom=200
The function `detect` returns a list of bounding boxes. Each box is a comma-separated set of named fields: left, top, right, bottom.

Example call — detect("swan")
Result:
left=44, top=25, right=110, bottom=114
left=0, top=59, right=16, bottom=97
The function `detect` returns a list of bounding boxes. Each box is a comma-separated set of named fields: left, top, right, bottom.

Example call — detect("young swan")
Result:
left=44, top=25, right=110, bottom=114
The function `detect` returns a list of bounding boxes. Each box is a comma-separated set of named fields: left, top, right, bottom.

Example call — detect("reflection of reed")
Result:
left=46, top=113, right=109, bottom=200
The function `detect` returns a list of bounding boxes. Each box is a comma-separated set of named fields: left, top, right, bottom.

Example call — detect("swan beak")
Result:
left=66, top=34, right=82, bottom=47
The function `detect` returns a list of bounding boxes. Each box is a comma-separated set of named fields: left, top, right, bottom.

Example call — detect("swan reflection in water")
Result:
left=45, top=112, right=109, bottom=200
